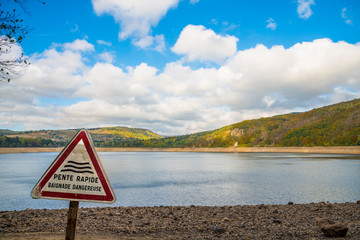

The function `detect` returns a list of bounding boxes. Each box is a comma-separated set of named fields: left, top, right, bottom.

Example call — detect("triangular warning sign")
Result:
left=31, top=129, right=116, bottom=203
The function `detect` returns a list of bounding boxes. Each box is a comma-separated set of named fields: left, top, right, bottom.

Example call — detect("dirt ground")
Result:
left=0, top=232, right=127, bottom=240
left=1, top=202, right=360, bottom=240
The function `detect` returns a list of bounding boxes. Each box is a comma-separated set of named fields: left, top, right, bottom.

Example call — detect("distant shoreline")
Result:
left=1, top=146, right=360, bottom=154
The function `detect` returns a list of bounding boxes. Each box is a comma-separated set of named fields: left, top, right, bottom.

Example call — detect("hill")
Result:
left=192, top=98, right=360, bottom=147
left=204, top=98, right=360, bottom=147
left=0, top=127, right=162, bottom=147
left=122, top=98, right=360, bottom=148
left=1, top=98, right=359, bottom=148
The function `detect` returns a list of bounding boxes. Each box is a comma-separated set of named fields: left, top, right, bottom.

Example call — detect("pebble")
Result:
left=0, top=202, right=359, bottom=239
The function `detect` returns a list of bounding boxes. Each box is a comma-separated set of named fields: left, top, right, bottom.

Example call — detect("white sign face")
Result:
left=41, top=139, right=106, bottom=196
left=31, top=129, right=116, bottom=203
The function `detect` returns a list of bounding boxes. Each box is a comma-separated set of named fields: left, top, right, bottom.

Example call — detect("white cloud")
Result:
left=70, top=24, right=79, bottom=33
left=172, top=25, right=238, bottom=64
left=16, top=49, right=87, bottom=97
left=341, top=8, right=347, bottom=18
left=132, top=34, right=165, bottom=52
left=98, top=51, right=115, bottom=63
left=266, top=18, right=277, bottom=30
left=222, top=39, right=360, bottom=109
left=63, top=39, right=94, bottom=52
left=223, top=22, right=240, bottom=32
left=2, top=38, right=360, bottom=135
left=77, top=62, right=157, bottom=103
left=91, top=0, right=179, bottom=50
left=341, top=8, right=353, bottom=25
left=190, top=0, right=200, bottom=4
left=97, top=40, right=112, bottom=46
left=297, top=0, right=315, bottom=19
left=0, top=37, right=24, bottom=81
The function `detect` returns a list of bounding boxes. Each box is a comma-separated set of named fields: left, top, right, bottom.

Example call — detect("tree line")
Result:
left=0, top=136, right=65, bottom=147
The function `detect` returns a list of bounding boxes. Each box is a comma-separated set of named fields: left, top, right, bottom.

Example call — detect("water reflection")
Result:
left=0, top=152, right=359, bottom=210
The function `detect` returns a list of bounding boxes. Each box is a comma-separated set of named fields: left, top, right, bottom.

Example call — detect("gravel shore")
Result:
left=1, top=202, right=359, bottom=239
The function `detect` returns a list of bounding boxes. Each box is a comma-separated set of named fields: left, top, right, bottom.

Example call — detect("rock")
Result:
left=230, top=128, right=245, bottom=138
left=211, top=226, right=226, bottom=234
left=315, top=218, right=348, bottom=237
left=288, top=202, right=294, bottom=205
left=356, top=200, right=360, bottom=204
left=315, top=218, right=332, bottom=231
left=2, top=203, right=359, bottom=239
left=321, top=223, right=348, bottom=237
left=273, top=219, right=282, bottom=224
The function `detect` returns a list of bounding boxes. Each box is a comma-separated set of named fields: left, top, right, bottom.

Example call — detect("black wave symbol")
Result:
left=63, top=164, right=92, bottom=170
left=67, top=160, right=90, bottom=165
left=61, top=169, right=94, bottom=174
left=60, top=161, right=94, bottom=174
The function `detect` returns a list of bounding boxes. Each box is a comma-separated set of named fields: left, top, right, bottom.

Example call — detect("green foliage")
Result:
left=0, top=135, right=65, bottom=147
left=89, top=126, right=162, bottom=140
left=0, top=126, right=163, bottom=147
left=161, top=98, right=360, bottom=148
left=93, top=131, right=211, bottom=148
left=0, top=8, right=28, bottom=43
left=1, top=99, right=360, bottom=148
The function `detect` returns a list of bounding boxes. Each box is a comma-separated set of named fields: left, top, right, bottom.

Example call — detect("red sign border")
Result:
left=31, top=129, right=116, bottom=203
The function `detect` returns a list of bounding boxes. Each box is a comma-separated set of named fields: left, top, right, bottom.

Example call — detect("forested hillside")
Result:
left=119, top=98, right=360, bottom=148
left=0, top=127, right=162, bottom=147
left=190, top=98, right=360, bottom=147
left=1, top=99, right=359, bottom=148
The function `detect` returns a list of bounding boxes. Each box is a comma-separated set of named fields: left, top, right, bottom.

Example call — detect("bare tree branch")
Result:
left=0, top=1, right=32, bottom=83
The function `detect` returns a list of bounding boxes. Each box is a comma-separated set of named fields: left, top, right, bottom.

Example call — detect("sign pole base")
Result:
left=65, top=201, right=79, bottom=240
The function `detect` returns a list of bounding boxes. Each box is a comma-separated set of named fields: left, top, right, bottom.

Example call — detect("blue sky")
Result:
left=1, top=0, right=360, bottom=135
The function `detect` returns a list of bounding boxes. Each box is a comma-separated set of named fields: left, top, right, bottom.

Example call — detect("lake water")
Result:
left=0, top=152, right=359, bottom=211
